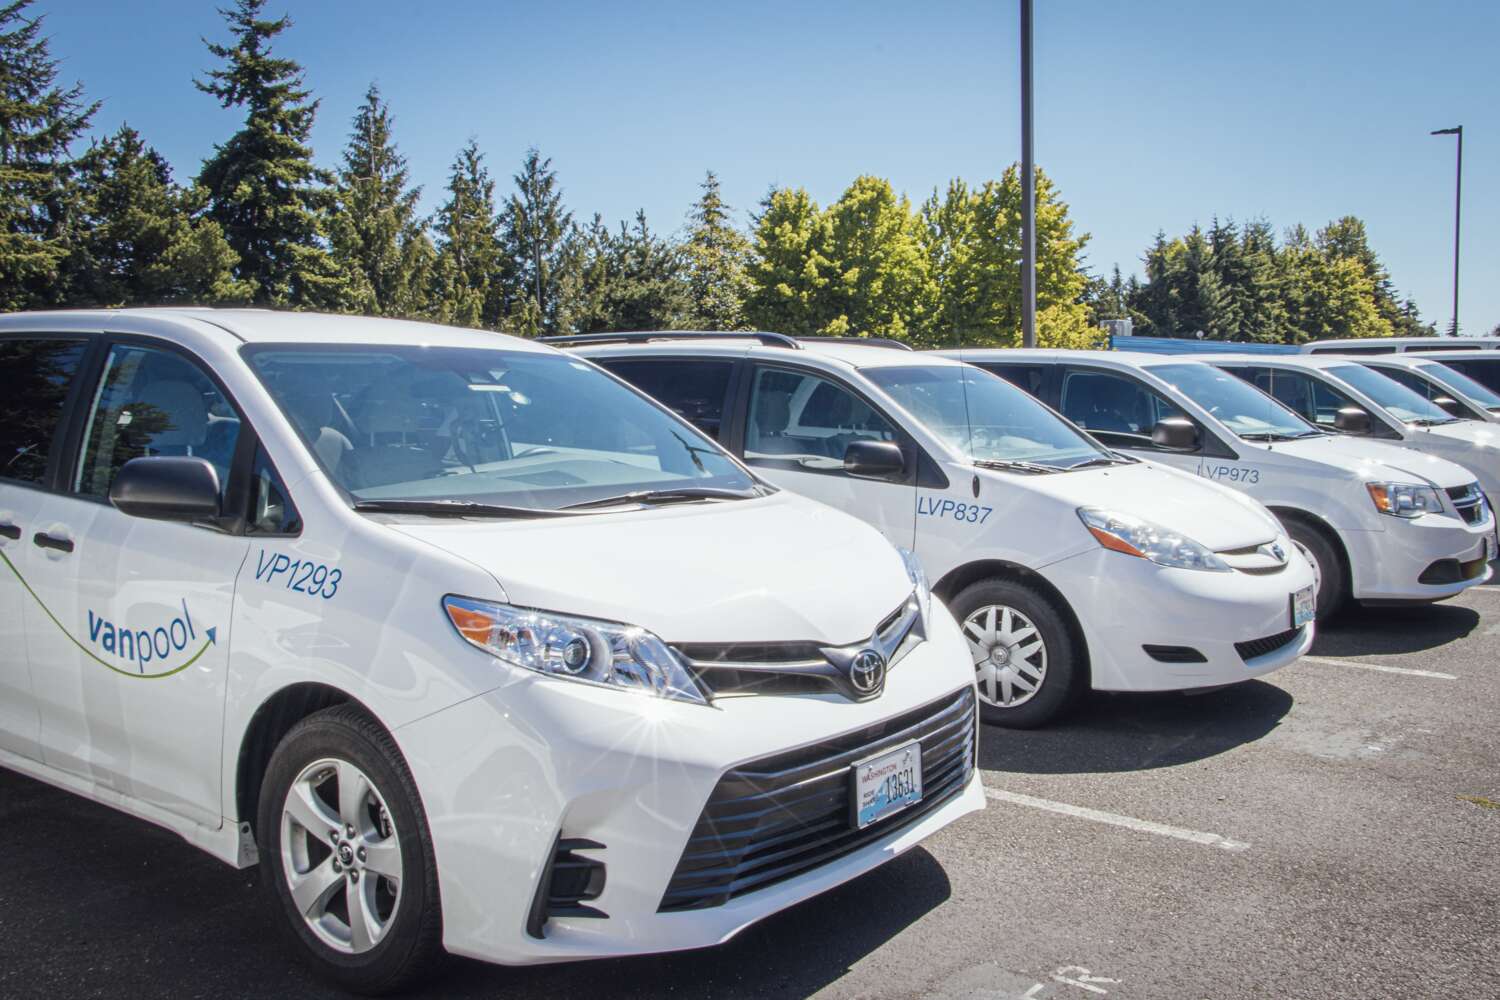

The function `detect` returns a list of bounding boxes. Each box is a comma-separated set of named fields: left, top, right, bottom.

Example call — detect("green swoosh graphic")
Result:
left=0, top=547, right=213, bottom=679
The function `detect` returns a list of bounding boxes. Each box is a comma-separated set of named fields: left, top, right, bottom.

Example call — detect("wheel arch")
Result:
left=932, top=559, right=1091, bottom=682
left=1266, top=505, right=1352, bottom=593
left=233, top=682, right=383, bottom=840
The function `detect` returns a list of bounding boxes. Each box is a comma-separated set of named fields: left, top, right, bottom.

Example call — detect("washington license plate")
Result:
left=852, top=740, right=923, bottom=829
left=1291, top=584, right=1316, bottom=628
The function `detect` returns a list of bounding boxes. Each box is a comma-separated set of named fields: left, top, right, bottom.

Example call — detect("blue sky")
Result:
left=42, top=0, right=1498, bottom=334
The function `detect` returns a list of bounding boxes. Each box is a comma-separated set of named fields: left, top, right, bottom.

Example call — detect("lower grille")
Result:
left=1234, top=627, right=1304, bottom=662
left=1418, top=555, right=1489, bottom=585
left=658, top=686, right=976, bottom=912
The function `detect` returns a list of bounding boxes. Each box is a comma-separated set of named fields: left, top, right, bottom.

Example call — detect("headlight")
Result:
left=442, top=596, right=707, bottom=704
left=1366, top=482, right=1444, bottom=519
left=898, top=547, right=931, bottom=623
left=1077, top=507, right=1230, bottom=572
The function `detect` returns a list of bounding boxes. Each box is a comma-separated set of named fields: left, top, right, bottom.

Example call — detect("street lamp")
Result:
left=1431, top=125, right=1462, bottom=336
left=1020, top=0, right=1036, bottom=348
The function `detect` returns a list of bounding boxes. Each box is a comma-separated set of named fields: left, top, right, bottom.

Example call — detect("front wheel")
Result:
left=257, top=706, right=444, bottom=995
left=1283, top=519, right=1345, bottom=619
left=951, top=578, right=1083, bottom=728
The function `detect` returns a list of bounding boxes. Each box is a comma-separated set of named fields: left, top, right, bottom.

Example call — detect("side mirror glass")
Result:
left=1333, top=407, right=1372, bottom=435
left=1151, top=417, right=1200, bottom=451
left=109, top=457, right=222, bottom=522
left=843, top=440, right=906, bottom=480
left=1432, top=396, right=1463, bottom=417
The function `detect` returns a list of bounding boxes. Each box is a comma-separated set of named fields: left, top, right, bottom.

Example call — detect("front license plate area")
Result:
left=852, top=740, right=923, bottom=829
left=1290, top=584, right=1316, bottom=629
left=1485, top=534, right=1496, bottom=563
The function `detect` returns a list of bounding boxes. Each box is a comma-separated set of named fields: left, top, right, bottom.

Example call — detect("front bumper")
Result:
left=394, top=605, right=981, bottom=966
left=1343, top=510, right=1493, bottom=602
left=1046, top=548, right=1316, bottom=692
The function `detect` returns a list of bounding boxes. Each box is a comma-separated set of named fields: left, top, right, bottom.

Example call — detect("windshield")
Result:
left=1327, top=364, right=1458, bottom=424
left=865, top=364, right=1111, bottom=469
left=1416, top=362, right=1500, bottom=409
left=1147, top=363, right=1319, bottom=440
left=243, top=344, right=757, bottom=511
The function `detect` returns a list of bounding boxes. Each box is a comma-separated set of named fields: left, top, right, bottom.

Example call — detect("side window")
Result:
left=1266, top=370, right=1351, bottom=428
left=600, top=359, right=734, bottom=439
left=0, top=338, right=87, bottom=486
left=745, top=367, right=897, bottom=472
left=75, top=344, right=241, bottom=501
left=1058, top=369, right=1187, bottom=448
left=247, top=445, right=301, bottom=535
left=978, top=363, right=1048, bottom=401
left=1443, top=360, right=1500, bottom=393
left=1374, top=367, right=1434, bottom=399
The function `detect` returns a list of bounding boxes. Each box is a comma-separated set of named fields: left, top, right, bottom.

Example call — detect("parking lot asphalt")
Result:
left=3, top=587, right=1498, bottom=1000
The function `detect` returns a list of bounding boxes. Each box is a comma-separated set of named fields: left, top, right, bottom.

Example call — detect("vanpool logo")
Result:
left=0, top=549, right=216, bottom=679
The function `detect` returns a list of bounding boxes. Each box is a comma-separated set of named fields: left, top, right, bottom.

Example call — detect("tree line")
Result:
left=1, top=0, right=1443, bottom=345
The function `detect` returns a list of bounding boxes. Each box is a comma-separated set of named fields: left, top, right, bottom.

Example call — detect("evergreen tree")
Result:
left=603, top=210, right=689, bottom=330
left=554, top=213, right=616, bottom=333
left=195, top=0, right=349, bottom=307
left=744, top=186, right=837, bottom=334
left=431, top=139, right=502, bottom=329
left=821, top=175, right=933, bottom=339
left=682, top=170, right=751, bottom=330
left=0, top=0, right=96, bottom=310
left=329, top=84, right=432, bottom=318
left=499, top=147, right=571, bottom=335
left=61, top=125, right=249, bottom=306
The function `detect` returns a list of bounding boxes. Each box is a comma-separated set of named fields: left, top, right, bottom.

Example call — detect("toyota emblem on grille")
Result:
left=849, top=649, right=886, bottom=695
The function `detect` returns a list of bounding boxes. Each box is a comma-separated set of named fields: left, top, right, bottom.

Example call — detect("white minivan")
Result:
left=1351, top=354, right=1500, bottom=424
left=1206, top=354, right=1500, bottom=504
left=949, top=350, right=1494, bottom=616
left=568, top=334, right=1317, bottom=730
left=0, top=310, right=983, bottom=993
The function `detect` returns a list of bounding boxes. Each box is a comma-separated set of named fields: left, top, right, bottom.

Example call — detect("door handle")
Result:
left=0, top=523, right=19, bottom=540
left=33, top=532, right=73, bottom=553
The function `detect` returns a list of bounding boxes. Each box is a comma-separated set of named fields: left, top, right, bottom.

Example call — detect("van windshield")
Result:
left=244, top=344, right=757, bottom=512
left=1147, top=363, right=1321, bottom=441
left=1416, top=362, right=1500, bottom=410
left=865, top=364, right=1111, bottom=469
left=1327, top=364, right=1459, bottom=425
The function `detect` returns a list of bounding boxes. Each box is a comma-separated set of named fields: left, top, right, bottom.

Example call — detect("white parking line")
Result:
left=983, top=786, right=1250, bottom=852
left=1301, top=654, right=1457, bottom=680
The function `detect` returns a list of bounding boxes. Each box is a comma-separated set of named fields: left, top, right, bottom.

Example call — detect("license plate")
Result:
left=1486, top=534, right=1496, bottom=563
left=1290, top=584, right=1316, bottom=628
left=852, top=740, right=923, bottom=829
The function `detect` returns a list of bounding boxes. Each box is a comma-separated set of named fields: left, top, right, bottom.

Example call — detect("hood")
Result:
left=1406, top=421, right=1500, bottom=495
left=387, top=492, right=911, bottom=646
left=1271, top=435, right=1475, bottom=490
left=989, top=460, right=1278, bottom=552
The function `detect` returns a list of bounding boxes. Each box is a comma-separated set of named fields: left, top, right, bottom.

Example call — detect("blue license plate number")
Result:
left=853, top=740, right=923, bottom=829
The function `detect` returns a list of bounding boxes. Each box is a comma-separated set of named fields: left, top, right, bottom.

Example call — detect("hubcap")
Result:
left=1292, top=539, right=1323, bottom=601
left=963, top=604, right=1047, bottom=708
left=281, top=758, right=402, bottom=955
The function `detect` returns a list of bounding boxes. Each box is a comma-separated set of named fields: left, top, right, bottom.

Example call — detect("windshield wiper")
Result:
left=1064, top=455, right=1130, bottom=470
left=1411, top=417, right=1459, bottom=427
left=352, top=498, right=563, bottom=519
left=561, top=486, right=763, bottom=511
left=972, top=459, right=1057, bottom=475
left=1239, top=432, right=1303, bottom=442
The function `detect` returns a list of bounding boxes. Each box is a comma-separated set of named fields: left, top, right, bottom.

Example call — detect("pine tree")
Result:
left=603, top=210, right=689, bottom=330
left=61, top=125, right=250, bottom=306
left=682, top=170, right=751, bottom=330
left=431, top=140, right=502, bottom=330
left=0, top=0, right=97, bottom=310
left=195, top=0, right=349, bottom=307
left=329, top=84, right=431, bottom=317
left=744, top=186, right=837, bottom=334
left=499, top=147, right=572, bottom=335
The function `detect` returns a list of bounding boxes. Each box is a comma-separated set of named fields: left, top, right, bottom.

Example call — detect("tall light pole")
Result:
left=1431, top=125, right=1462, bottom=336
left=1020, top=0, right=1036, bottom=347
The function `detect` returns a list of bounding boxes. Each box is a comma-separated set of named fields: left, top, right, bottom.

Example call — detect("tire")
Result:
left=1283, top=518, right=1345, bottom=619
left=951, top=577, right=1083, bottom=729
left=257, top=705, right=444, bottom=995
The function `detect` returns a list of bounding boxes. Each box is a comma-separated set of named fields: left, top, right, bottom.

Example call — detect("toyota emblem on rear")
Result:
left=849, top=649, right=887, bottom=695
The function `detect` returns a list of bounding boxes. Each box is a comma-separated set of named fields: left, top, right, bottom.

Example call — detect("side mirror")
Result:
left=1333, top=407, right=1372, bottom=435
left=844, top=440, right=906, bottom=480
left=109, top=457, right=222, bottom=522
left=1151, top=417, right=1200, bottom=451
left=1432, top=396, right=1464, bottom=417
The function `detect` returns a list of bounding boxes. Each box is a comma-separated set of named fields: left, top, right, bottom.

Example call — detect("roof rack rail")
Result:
left=539, top=330, right=800, bottom=349
left=797, top=336, right=915, bottom=351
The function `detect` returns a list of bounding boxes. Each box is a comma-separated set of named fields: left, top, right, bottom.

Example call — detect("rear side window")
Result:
left=600, top=359, right=734, bottom=439
left=1058, top=369, right=1187, bottom=449
left=1443, top=360, right=1500, bottom=394
left=0, top=338, right=87, bottom=485
left=74, top=344, right=242, bottom=501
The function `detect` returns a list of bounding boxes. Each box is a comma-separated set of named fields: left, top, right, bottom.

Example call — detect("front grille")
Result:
left=1234, top=627, right=1304, bottom=662
left=1446, top=484, right=1489, bottom=526
left=658, top=686, right=976, bottom=912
